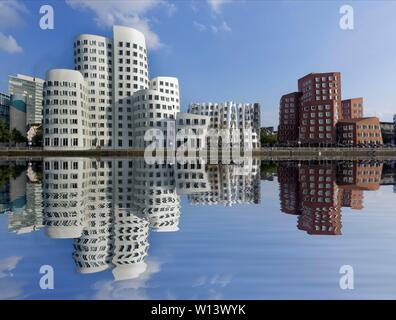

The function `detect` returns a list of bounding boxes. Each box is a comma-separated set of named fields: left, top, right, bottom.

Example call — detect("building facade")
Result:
left=0, top=93, right=10, bottom=127
left=380, top=122, right=395, bottom=145
left=43, top=69, right=90, bottom=150
left=341, top=98, right=363, bottom=120
left=44, top=26, right=194, bottom=151
left=187, top=101, right=261, bottom=149
left=10, top=94, right=27, bottom=137
left=278, top=92, right=301, bottom=144
left=8, top=74, right=44, bottom=126
left=337, top=117, right=383, bottom=146
left=298, top=72, right=341, bottom=144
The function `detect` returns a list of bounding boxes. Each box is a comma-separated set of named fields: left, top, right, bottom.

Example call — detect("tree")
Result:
left=260, top=131, right=277, bottom=147
left=0, top=121, right=9, bottom=143
left=32, top=126, right=43, bottom=146
left=10, top=128, right=27, bottom=143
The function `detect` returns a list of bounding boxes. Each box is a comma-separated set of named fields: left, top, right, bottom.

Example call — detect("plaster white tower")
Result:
left=74, top=34, right=113, bottom=148
left=113, top=26, right=149, bottom=149
left=43, top=69, right=90, bottom=150
left=131, top=77, right=180, bottom=149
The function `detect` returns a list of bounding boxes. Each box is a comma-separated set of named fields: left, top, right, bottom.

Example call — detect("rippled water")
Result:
left=1, top=157, right=396, bottom=300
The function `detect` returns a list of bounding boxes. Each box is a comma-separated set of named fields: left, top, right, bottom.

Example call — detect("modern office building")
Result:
left=277, top=92, right=301, bottom=144
left=44, top=26, right=190, bottom=151
left=187, top=101, right=261, bottom=149
left=132, top=77, right=180, bottom=149
left=298, top=72, right=341, bottom=144
left=380, top=121, right=395, bottom=145
left=337, top=117, right=383, bottom=146
left=394, top=114, right=396, bottom=144
left=276, top=73, right=386, bottom=146
left=10, top=94, right=27, bottom=137
left=176, top=113, right=210, bottom=151
left=8, top=74, right=44, bottom=126
left=0, top=93, right=10, bottom=127
left=341, top=98, right=363, bottom=120
left=43, top=69, right=90, bottom=150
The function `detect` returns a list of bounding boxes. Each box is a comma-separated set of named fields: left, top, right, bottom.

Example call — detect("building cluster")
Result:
left=0, top=157, right=260, bottom=279
left=0, top=75, right=44, bottom=142
left=278, top=72, right=396, bottom=146
left=277, top=161, right=384, bottom=235
left=41, top=26, right=260, bottom=150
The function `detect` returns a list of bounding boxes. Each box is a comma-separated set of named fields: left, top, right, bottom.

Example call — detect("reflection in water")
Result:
left=277, top=161, right=383, bottom=235
left=1, top=157, right=395, bottom=287
left=40, top=157, right=261, bottom=280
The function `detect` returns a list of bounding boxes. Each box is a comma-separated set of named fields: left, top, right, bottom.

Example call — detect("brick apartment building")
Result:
left=337, top=117, right=383, bottom=146
left=298, top=72, right=342, bottom=144
left=277, top=92, right=301, bottom=144
left=278, top=72, right=343, bottom=145
left=341, top=98, right=363, bottom=119
left=277, top=72, right=382, bottom=146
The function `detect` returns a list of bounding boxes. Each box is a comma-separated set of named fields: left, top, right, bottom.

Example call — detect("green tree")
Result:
left=0, top=121, right=9, bottom=143
left=10, top=128, right=27, bottom=143
left=32, top=126, right=43, bottom=146
left=260, top=131, right=277, bottom=146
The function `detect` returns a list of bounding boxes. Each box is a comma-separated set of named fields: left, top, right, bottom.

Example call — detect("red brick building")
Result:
left=337, top=117, right=383, bottom=146
left=341, top=98, right=363, bottom=120
left=297, top=72, right=342, bottom=144
left=277, top=92, right=301, bottom=144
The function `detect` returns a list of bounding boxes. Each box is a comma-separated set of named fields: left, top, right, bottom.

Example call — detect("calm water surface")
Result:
left=1, top=157, right=396, bottom=299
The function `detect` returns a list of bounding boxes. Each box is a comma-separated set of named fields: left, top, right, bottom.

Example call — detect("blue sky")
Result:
left=1, top=0, right=396, bottom=126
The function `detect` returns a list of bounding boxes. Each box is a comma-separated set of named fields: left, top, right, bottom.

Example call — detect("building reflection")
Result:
left=277, top=161, right=384, bottom=235
left=39, top=157, right=261, bottom=280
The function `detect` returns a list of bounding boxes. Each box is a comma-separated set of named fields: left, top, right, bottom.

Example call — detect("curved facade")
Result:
left=132, top=87, right=180, bottom=149
left=113, top=26, right=149, bottom=149
left=74, top=34, right=113, bottom=148
left=188, top=101, right=261, bottom=149
left=43, top=69, right=90, bottom=150
left=43, top=26, right=184, bottom=151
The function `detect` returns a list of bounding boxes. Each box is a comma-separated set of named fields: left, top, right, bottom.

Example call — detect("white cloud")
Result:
left=211, top=21, right=232, bottom=34
left=0, top=33, right=23, bottom=54
left=89, top=259, right=161, bottom=300
left=207, top=0, right=231, bottom=14
left=0, top=0, right=27, bottom=30
left=66, top=0, right=173, bottom=50
left=0, top=0, right=26, bottom=54
left=0, top=256, right=22, bottom=278
left=194, top=21, right=231, bottom=34
left=193, top=21, right=207, bottom=32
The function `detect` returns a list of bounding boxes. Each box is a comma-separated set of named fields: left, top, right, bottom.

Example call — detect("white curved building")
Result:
left=133, top=82, right=180, bottom=149
left=74, top=34, right=113, bottom=148
left=43, top=69, right=90, bottom=150
left=188, top=101, right=261, bottom=149
left=113, top=26, right=149, bottom=149
left=43, top=26, right=186, bottom=151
